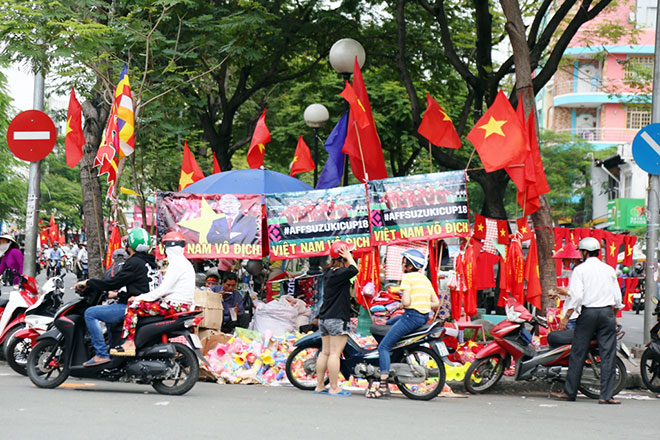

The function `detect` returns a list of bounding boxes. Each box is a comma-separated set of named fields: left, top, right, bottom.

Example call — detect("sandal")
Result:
left=109, top=346, right=136, bottom=357
left=365, top=382, right=391, bottom=399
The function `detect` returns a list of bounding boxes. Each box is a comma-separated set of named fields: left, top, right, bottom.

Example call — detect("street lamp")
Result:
left=304, top=103, right=329, bottom=187
left=329, top=39, right=365, bottom=186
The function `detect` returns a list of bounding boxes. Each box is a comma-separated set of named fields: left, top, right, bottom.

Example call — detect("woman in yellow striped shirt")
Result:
left=366, top=249, right=439, bottom=398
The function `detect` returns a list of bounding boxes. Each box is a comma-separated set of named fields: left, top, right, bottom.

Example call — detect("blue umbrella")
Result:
left=181, top=169, right=313, bottom=194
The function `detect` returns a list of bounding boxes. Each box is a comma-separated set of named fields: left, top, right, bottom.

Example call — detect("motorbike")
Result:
left=4, top=276, right=64, bottom=375
left=0, top=272, right=40, bottom=360
left=46, top=259, right=61, bottom=278
left=640, top=303, right=660, bottom=393
left=26, top=286, right=206, bottom=396
left=76, top=260, right=88, bottom=281
left=632, top=279, right=645, bottom=314
left=463, top=298, right=627, bottom=399
left=285, top=320, right=451, bottom=400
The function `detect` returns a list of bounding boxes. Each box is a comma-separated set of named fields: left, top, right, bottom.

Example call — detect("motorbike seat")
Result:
left=547, top=329, right=575, bottom=348
left=0, top=298, right=8, bottom=308
left=369, top=322, right=438, bottom=341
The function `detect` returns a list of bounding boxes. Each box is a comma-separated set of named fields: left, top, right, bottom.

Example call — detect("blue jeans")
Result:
left=84, top=303, right=126, bottom=358
left=566, top=319, right=577, bottom=330
left=378, top=309, right=429, bottom=374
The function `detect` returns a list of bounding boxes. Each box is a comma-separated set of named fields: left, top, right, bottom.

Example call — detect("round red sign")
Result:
left=7, top=110, right=57, bottom=162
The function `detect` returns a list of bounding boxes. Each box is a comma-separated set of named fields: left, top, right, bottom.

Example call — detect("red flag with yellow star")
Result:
left=496, top=219, right=510, bottom=245
left=417, top=93, right=462, bottom=149
left=247, top=109, right=271, bottom=169
left=212, top=152, right=222, bottom=174
left=65, top=88, right=86, bottom=168
left=623, top=235, right=637, bottom=266
left=289, top=136, right=315, bottom=177
left=467, top=90, right=527, bottom=172
left=525, top=237, right=542, bottom=309
left=104, top=224, right=122, bottom=269
left=473, top=213, right=487, bottom=240
left=179, top=141, right=205, bottom=191
left=340, top=81, right=370, bottom=129
left=604, top=231, right=623, bottom=268
left=516, top=217, right=534, bottom=241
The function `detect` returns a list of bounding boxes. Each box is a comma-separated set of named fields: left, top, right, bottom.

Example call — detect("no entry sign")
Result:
left=7, top=110, right=57, bottom=162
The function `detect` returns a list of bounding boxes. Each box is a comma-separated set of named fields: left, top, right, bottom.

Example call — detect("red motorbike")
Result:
left=0, top=272, right=39, bottom=358
left=463, top=298, right=627, bottom=399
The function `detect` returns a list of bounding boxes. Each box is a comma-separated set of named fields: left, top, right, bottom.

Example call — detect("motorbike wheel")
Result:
left=6, top=335, right=31, bottom=376
left=27, top=338, right=70, bottom=388
left=464, top=355, right=506, bottom=394
left=285, top=345, right=328, bottom=391
left=152, top=343, right=199, bottom=396
left=640, top=349, right=660, bottom=393
left=2, top=324, right=26, bottom=359
left=393, top=346, right=446, bottom=401
left=578, top=355, right=626, bottom=399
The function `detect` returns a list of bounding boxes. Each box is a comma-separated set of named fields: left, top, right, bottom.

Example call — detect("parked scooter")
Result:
left=463, top=298, right=627, bottom=399
left=4, top=276, right=64, bottom=375
left=286, top=321, right=451, bottom=400
left=640, top=302, right=660, bottom=392
left=46, top=259, right=61, bottom=278
left=0, top=272, right=39, bottom=359
left=26, top=286, right=206, bottom=396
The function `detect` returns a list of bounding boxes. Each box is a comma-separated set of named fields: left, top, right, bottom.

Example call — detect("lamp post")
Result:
left=304, top=103, right=329, bottom=187
left=329, top=38, right=365, bottom=186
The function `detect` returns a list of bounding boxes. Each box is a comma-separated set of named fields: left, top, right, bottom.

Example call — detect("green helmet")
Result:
left=128, top=228, right=151, bottom=252
left=622, top=266, right=630, bottom=274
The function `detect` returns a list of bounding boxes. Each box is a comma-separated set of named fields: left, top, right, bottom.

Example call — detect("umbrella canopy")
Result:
left=182, top=169, right=313, bottom=195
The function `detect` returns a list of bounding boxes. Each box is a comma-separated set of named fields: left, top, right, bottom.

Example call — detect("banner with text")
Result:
left=368, top=170, right=469, bottom=245
left=157, top=192, right=262, bottom=259
left=265, top=185, right=371, bottom=260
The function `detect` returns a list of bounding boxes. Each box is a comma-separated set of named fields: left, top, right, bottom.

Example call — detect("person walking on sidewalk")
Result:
left=553, top=237, right=623, bottom=404
left=313, top=241, right=358, bottom=397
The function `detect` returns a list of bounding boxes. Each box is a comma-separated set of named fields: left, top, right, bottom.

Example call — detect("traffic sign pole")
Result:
left=23, top=71, right=45, bottom=278
left=644, top=5, right=660, bottom=345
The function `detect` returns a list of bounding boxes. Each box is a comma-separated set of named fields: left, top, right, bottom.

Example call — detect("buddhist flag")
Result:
left=247, top=109, right=271, bottom=169
left=104, top=225, right=122, bottom=269
left=212, top=152, right=222, bottom=174
left=115, top=65, right=135, bottom=159
left=467, top=90, right=527, bottom=172
left=417, top=93, right=461, bottom=149
left=525, top=237, right=542, bottom=309
left=341, top=58, right=388, bottom=183
left=473, top=213, right=487, bottom=240
left=179, top=141, right=205, bottom=191
left=65, top=88, right=85, bottom=168
left=289, top=136, right=315, bottom=177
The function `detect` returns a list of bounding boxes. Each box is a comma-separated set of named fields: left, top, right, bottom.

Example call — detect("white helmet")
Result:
left=578, top=237, right=601, bottom=251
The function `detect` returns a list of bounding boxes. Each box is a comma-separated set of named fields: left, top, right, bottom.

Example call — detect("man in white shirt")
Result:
left=553, top=237, right=623, bottom=404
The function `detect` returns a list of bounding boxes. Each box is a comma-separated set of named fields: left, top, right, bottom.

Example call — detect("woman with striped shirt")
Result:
left=366, top=249, right=439, bottom=399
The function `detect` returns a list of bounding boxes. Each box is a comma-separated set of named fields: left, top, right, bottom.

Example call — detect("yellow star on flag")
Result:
left=439, top=109, right=452, bottom=121
left=65, top=116, right=73, bottom=136
left=477, top=224, right=484, bottom=231
left=499, top=228, right=506, bottom=236
left=357, top=98, right=367, bottom=114
left=258, top=143, right=265, bottom=153
left=177, top=198, right=225, bottom=244
left=626, top=245, right=632, bottom=256
left=292, top=156, right=298, bottom=163
left=520, top=226, right=528, bottom=234
left=609, top=242, right=616, bottom=256
left=179, top=171, right=195, bottom=189
left=478, top=116, right=507, bottom=139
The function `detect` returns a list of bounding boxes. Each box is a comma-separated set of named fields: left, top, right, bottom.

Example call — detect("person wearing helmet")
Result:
left=314, top=241, right=358, bottom=396
left=366, top=249, right=439, bottom=399
left=47, top=241, right=63, bottom=276
left=76, top=228, right=159, bottom=367
left=552, top=237, right=623, bottom=404
left=111, top=231, right=195, bottom=357
left=0, top=234, right=23, bottom=286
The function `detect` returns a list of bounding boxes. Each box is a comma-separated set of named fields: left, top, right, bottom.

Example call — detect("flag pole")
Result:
left=465, top=147, right=477, bottom=171
left=354, top=122, right=369, bottom=181
left=429, top=140, right=433, bottom=174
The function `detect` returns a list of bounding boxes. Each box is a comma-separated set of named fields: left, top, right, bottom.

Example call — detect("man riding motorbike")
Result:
left=48, top=242, right=63, bottom=276
left=75, top=228, right=159, bottom=367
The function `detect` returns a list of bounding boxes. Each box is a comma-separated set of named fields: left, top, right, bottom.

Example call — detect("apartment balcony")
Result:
left=553, top=128, right=638, bottom=144
left=552, top=79, right=650, bottom=108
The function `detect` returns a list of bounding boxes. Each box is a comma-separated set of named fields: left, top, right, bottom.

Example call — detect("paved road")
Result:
left=0, top=361, right=657, bottom=439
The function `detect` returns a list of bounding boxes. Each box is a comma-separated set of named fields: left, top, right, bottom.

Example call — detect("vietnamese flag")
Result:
left=246, top=109, right=271, bottom=169
left=355, top=247, right=381, bottom=309
left=496, top=219, right=510, bottom=245
left=467, top=90, right=527, bottom=173
left=623, top=277, right=639, bottom=311
left=516, top=217, right=534, bottom=241
left=65, top=88, right=86, bottom=168
left=48, top=214, right=58, bottom=244
left=464, top=242, right=478, bottom=317
left=289, top=136, right=315, bottom=177
left=525, top=237, right=542, bottom=309
left=604, top=231, right=623, bottom=268
left=417, top=93, right=462, bottom=149
left=104, top=225, right=122, bottom=269
left=342, top=58, right=388, bottom=183
left=339, top=81, right=370, bottom=129
left=473, top=213, right=487, bottom=240
left=212, top=152, right=222, bottom=174
left=178, top=141, right=205, bottom=191
left=623, top=235, right=637, bottom=266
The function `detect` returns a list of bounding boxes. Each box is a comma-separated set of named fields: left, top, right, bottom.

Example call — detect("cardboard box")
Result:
left=200, top=332, right=232, bottom=356
left=194, top=288, right=223, bottom=330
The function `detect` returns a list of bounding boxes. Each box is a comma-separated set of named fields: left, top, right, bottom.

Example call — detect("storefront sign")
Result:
left=157, top=192, right=262, bottom=259
left=608, top=198, right=646, bottom=230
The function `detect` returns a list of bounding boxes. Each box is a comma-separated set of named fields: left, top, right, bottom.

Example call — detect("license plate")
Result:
left=633, top=294, right=641, bottom=299
left=190, top=334, right=202, bottom=349
left=435, top=341, right=449, bottom=357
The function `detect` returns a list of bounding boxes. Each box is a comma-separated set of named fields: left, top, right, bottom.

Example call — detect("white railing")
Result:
left=552, top=128, right=638, bottom=143
left=551, top=79, right=651, bottom=97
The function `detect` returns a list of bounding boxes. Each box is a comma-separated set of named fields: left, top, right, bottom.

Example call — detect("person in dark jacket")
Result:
left=76, top=228, right=159, bottom=367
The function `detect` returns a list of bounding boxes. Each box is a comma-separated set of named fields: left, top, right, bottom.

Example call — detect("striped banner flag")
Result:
left=115, top=64, right=135, bottom=159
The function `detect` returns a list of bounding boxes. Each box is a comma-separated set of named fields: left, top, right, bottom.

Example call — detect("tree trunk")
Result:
left=501, top=0, right=556, bottom=311
left=470, top=170, right=509, bottom=218
left=80, top=98, right=108, bottom=279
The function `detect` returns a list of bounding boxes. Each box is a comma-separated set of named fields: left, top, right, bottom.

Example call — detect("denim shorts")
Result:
left=319, top=318, right=349, bottom=336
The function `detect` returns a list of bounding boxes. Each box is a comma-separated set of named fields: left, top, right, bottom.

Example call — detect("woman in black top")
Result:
left=314, top=242, right=358, bottom=396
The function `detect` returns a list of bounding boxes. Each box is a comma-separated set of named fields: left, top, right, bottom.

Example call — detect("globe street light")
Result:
left=329, top=38, right=365, bottom=186
left=304, top=103, right=329, bottom=187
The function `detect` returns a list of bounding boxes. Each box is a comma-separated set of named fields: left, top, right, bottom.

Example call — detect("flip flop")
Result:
left=328, top=389, right=351, bottom=397
left=110, top=346, right=136, bottom=357
left=313, top=389, right=329, bottom=394
left=83, top=357, right=111, bottom=367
